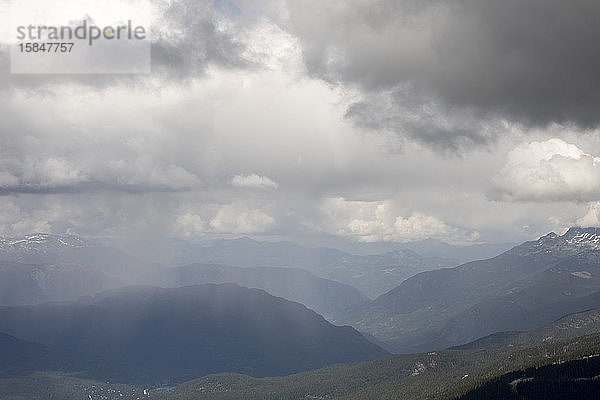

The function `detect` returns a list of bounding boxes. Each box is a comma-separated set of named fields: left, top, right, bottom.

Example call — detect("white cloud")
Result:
left=27, top=158, right=89, bottom=187
left=172, top=213, right=206, bottom=237
left=577, top=202, right=600, bottom=227
left=239, top=20, right=304, bottom=72
left=317, top=197, right=470, bottom=243
left=209, top=205, right=276, bottom=234
left=0, top=199, right=53, bottom=236
left=495, top=138, right=600, bottom=201
left=230, top=173, right=278, bottom=190
left=0, top=157, right=90, bottom=190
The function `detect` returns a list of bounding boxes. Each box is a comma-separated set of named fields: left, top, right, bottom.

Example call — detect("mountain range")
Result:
left=342, top=227, right=600, bottom=352
left=3, top=228, right=600, bottom=356
left=0, top=235, right=368, bottom=323
left=119, top=236, right=459, bottom=297
left=1, top=228, right=600, bottom=398
left=0, top=233, right=457, bottom=313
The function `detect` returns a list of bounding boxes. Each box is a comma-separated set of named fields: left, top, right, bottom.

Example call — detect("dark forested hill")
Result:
left=0, top=284, right=388, bottom=384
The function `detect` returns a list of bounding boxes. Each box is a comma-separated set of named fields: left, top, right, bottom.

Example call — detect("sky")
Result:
left=0, top=0, right=600, bottom=246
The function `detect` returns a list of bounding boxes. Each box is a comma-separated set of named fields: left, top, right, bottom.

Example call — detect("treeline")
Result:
left=0, top=371, right=145, bottom=400
left=154, top=334, right=600, bottom=400
left=455, top=356, right=600, bottom=400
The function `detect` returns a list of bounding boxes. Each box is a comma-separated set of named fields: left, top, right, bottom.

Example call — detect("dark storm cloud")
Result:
left=431, top=0, right=600, bottom=128
left=287, top=0, right=600, bottom=147
left=345, top=90, right=496, bottom=151
left=150, top=0, right=249, bottom=79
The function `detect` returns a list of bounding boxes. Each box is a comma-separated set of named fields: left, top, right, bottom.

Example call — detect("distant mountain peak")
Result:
left=0, top=233, right=88, bottom=249
left=2, top=232, right=84, bottom=242
left=528, top=227, right=600, bottom=249
left=506, top=227, right=600, bottom=260
left=0, top=233, right=92, bottom=263
left=562, top=227, right=600, bottom=247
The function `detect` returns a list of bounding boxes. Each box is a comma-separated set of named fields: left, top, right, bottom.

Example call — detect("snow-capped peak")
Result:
left=512, top=227, right=600, bottom=257
left=0, top=234, right=89, bottom=261
left=562, top=227, right=600, bottom=249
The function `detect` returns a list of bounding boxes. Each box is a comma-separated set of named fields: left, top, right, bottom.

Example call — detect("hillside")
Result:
left=0, top=332, right=79, bottom=376
left=0, top=372, right=146, bottom=400
left=0, top=261, right=119, bottom=306
left=342, top=227, right=600, bottom=352
left=150, top=332, right=600, bottom=400
left=0, top=284, right=388, bottom=384
left=452, top=308, right=600, bottom=350
left=168, top=264, right=369, bottom=321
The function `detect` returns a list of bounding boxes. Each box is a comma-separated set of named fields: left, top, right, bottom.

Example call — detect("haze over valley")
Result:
left=1, top=228, right=600, bottom=398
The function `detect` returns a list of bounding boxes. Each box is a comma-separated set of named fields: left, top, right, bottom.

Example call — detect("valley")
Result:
left=1, top=229, right=600, bottom=399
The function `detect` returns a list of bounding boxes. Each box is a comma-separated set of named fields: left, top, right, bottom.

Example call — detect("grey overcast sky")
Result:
left=1, top=0, right=600, bottom=245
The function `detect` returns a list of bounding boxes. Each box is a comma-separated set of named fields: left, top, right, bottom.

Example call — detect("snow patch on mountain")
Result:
left=0, top=233, right=90, bottom=262
left=571, top=271, right=593, bottom=279
left=565, top=229, right=600, bottom=249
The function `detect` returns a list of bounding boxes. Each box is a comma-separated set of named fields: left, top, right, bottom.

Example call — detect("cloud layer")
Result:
left=0, top=0, right=599, bottom=244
